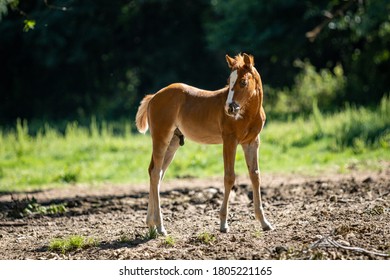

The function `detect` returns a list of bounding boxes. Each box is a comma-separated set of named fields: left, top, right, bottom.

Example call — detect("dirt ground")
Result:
left=0, top=168, right=389, bottom=260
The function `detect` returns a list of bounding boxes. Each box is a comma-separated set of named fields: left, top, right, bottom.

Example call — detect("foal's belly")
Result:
left=179, top=125, right=222, bottom=144
left=177, top=119, right=223, bottom=145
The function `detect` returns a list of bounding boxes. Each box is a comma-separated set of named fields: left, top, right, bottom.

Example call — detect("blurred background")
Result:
left=1, top=2, right=389, bottom=260
left=1, top=0, right=389, bottom=127
left=0, top=0, right=389, bottom=191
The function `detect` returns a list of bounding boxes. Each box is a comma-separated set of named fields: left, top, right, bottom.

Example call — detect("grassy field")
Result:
left=0, top=97, right=389, bottom=192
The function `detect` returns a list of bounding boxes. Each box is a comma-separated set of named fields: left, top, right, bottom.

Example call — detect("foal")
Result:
left=136, top=53, right=273, bottom=235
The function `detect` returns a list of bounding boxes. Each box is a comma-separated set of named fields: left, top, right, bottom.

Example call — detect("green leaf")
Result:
left=23, top=19, right=35, bottom=32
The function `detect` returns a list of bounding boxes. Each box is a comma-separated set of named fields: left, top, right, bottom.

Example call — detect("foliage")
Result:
left=264, top=95, right=390, bottom=151
left=0, top=0, right=218, bottom=123
left=265, top=61, right=346, bottom=117
left=22, top=18, right=35, bottom=31
left=0, top=0, right=389, bottom=125
left=333, top=94, right=390, bottom=150
left=0, top=0, right=18, bottom=20
left=207, top=0, right=390, bottom=105
left=48, top=235, right=99, bottom=254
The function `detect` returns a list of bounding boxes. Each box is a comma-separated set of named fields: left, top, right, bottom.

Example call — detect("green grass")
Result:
left=0, top=97, right=389, bottom=192
left=144, top=227, right=159, bottom=240
left=8, top=196, right=67, bottom=218
left=161, top=235, right=176, bottom=247
left=197, top=232, right=217, bottom=245
left=48, top=235, right=100, bottom=254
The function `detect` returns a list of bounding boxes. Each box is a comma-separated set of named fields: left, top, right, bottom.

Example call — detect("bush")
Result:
left=265, top=61, right=346, bottom=118
left=293, top=60, right=346, bottom=112
left=333, top=95, right=390, bottom=150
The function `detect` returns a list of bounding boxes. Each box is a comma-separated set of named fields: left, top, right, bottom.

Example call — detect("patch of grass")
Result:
left=9, top=197, right=67, bottom=218
left=44, top=203, right=68, bottom=215
left=365, top=205, right=386, bottom=216
left=48, top=235, right=99, bottom=254
left=161, top=235, right=176, bottom=247
left=144, top=227, right=159, bottom=240
left=253, top=229, right=263, bottom=238
left=54, top=166, right=81, bottom=183
left=0, top=98, right=389, bottom=192
left=259, top=96, right=390, bottom=174
left=333, top=95, right=390, bottom=149
left=197, top=232, right=216, bottom=245
left=0, top=120, right=150, bottom=192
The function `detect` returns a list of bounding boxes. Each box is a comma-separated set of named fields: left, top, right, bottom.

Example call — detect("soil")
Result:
left=0, top=169, right=389, bottom=260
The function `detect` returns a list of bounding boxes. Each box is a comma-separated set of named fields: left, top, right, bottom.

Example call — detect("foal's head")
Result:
left=225, top=53, right=262, bottom=118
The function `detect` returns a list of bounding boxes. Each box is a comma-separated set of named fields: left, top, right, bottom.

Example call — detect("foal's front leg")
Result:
left=220, top=137, right=238, bottom=233
left=242, top=139, right=274, bottom=231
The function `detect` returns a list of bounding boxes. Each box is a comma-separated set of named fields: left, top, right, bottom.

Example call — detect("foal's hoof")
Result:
left=220, top=226, right=229, bottom=233
left=220, top=221, right=229, bottom=233
left=262, top=223, right=274, bottom=231
left=148, top=225, right=167, bottom=237
left=157, top=226, right=167, bottom=236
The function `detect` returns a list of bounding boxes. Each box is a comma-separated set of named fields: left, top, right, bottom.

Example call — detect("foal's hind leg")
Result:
left=242, top=139, right=274, bottom=231
left=147, top=131, right=180, bottom=235
left=161, top=132, right=182, bottom=178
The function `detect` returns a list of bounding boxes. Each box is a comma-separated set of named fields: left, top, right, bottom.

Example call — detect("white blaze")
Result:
left=226, top=70, right=238, bottom=105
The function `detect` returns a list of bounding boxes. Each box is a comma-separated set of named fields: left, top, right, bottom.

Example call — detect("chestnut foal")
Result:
left=136, top=53, right=273, bottom=235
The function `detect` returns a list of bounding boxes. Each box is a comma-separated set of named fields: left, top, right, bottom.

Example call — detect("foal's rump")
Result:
left=135, top=84, right=185, bottom=134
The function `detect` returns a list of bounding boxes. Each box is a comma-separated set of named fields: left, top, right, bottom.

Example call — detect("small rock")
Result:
left=337, top=240, right=350, bottom=247
left=314, top=235, right=323, bottom=240
left=321, top=182, right=329, bottom=188
left=275, top=246, right=288, bottom=254
left=363, top=177, right=373, bottom=184
left=206, top=187, right=218, bottom=195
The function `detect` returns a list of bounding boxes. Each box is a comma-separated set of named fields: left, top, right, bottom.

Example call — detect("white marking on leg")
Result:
left=226, top=70, right=238, bottom=105
left=159, top=169, right=163, bottom=181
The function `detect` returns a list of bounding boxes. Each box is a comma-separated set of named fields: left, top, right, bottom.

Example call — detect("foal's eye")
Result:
left=240, top=79, right=248, bottom=87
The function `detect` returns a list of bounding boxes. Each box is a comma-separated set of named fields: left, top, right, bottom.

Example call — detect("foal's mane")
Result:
left=230, top=53, right=249, bottom=70
left=231, top=53, right=263, bottom=98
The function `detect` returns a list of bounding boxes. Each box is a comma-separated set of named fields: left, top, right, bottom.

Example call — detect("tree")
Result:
left=206, top=0, right=390, bottom=105
left=1, top=0, right=389, bottom=125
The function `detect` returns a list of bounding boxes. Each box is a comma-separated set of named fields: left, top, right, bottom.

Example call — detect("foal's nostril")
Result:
left=228, top=102, right=240, bottom=115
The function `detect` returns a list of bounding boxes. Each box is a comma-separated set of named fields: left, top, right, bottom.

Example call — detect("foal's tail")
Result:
left=135, top=94, right=153, bottom=134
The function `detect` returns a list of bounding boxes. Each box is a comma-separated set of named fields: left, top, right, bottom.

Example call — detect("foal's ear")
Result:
left=225, top=54, right=235, bottom=69
left=243, top=53, right=254, bottom=68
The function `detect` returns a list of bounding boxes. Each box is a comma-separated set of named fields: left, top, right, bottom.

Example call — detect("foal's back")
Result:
left=148, top=83, right=228, bottom=144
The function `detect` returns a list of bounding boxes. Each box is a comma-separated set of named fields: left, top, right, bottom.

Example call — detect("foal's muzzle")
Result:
left=227, top=101, right=240, bottom=116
